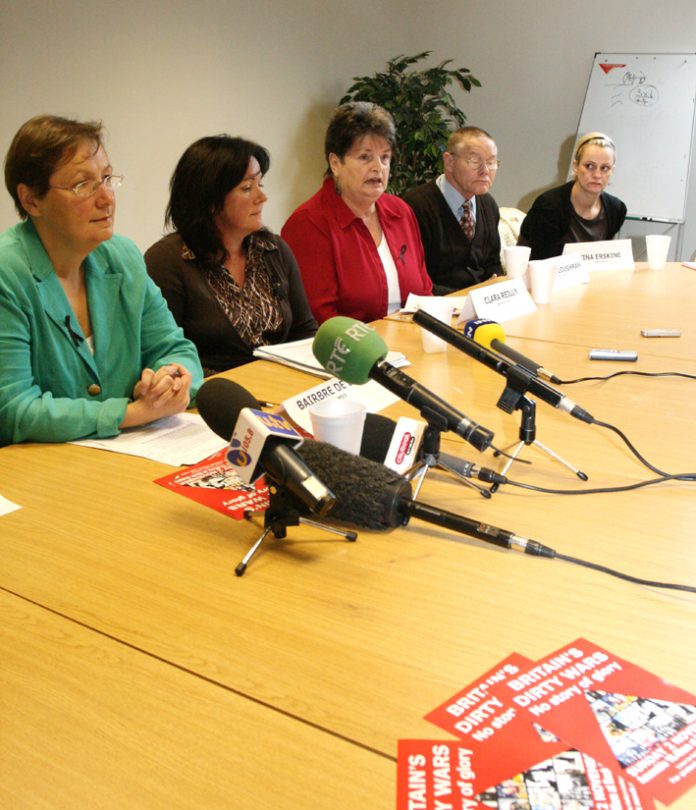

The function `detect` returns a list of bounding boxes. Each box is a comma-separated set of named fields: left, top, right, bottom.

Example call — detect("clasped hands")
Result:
left=121, top=363, right=193, bottom=428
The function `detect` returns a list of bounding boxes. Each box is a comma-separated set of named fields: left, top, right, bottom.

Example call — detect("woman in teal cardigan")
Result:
left=0, top=115, right=203, bottom=445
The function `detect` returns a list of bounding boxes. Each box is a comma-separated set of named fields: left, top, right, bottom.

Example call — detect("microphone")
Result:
left=360, top=412, right=507, bottom=486
left=296, top=441, right=553, bottom=557
left=196, top=378, right=335, bottom=516
left=413, top=310, right=594, bottom=424
left=312, top=317, right=494, bottom=452
left=464, top=319, right=562, bottom=384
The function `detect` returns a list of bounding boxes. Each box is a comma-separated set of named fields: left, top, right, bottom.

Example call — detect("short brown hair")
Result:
left=324, top=102, right=397, bottom=171
left=4, top=114, right=104, bottom=219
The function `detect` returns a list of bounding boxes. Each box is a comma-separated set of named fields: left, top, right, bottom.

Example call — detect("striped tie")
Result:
left=460, top=201, right=474, bottom=240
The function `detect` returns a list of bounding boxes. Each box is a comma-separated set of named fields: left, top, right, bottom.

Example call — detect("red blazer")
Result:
left=282, top=177, right=432, bottom=324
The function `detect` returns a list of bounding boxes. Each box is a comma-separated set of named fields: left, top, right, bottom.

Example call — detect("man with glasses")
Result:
left=403, top=126, right=502, bottom=294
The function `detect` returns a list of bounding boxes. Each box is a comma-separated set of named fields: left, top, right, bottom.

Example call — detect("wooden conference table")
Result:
left=2, top=263, right=695, bottom=808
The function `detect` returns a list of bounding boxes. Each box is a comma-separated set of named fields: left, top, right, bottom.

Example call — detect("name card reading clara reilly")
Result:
left=562, top=238, right=635, bottom=271
left=462, top=277, right=536, bottom=323
left=552, top=253, right=590, bottom=292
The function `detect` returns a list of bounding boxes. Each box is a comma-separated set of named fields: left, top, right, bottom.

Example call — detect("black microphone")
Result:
left=312, top=317, right=494, bottom=452
left=296, top=441, right=553, bottom=557
left=360, top=412, right=507, bottom=485
left=196, top=378, right=335, bottom=516
left=464, top=319, right=563, bottom=384
left=413, top=310, right=594, bottom=424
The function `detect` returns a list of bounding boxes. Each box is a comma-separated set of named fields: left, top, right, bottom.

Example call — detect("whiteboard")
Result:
left=573, top=53, right=696, bottom=222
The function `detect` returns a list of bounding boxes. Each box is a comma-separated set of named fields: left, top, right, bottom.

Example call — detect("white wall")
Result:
left=416, top=0, right=696, bottom=260
left=2, top=0, right=694, bottom=258
left=0, top=0, right=411, bottom=249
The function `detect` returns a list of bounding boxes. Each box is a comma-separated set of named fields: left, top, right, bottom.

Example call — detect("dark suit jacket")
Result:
left=518, top=181, right=627, bottom=260
left=402, top=180, right=502, bottom=294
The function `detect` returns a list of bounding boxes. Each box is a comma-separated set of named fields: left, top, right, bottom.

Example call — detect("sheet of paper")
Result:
left=253, top=337, right=408, bottom=378
left=0, top=494, right=21, bottom=516
left=403, top=293, right=470, bottom=315
left=70, top=412, right=228, bottom=466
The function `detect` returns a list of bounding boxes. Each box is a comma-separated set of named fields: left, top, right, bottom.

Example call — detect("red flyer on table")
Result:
left=417, top=652, right=652, bottom=809
left=498, top=638, right=696, bottom=806
left=154, top=448, right=270, bottom=519
left=396, top=738, right=654, bottom=810
left=424, top=653, right=566, bottom=791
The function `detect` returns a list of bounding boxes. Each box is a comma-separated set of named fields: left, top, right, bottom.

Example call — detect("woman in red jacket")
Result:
left=282, top=102, right=432, bottom=324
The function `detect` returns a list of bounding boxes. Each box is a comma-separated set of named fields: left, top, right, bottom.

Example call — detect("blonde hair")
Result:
left=573, top=132, right=616, bottom=164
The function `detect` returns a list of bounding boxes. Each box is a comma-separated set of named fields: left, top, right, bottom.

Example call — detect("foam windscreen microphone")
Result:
left=464, top=319, right=562, bottom=384
left=196, top=377, right=335, bottom=516
left=312, top=317, right=495, bottom=452
left=296, top=441, right=553, bottom=557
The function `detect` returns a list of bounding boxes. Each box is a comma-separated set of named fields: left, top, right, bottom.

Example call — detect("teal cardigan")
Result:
left=0, top=220, right=204, bottom=444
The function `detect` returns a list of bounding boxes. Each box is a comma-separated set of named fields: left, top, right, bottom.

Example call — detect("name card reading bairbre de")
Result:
left=463, top=277, right=537, bottom=323
left=563, top=238, right=635, bottom=271
left=282, top=376, right=398, bottom=434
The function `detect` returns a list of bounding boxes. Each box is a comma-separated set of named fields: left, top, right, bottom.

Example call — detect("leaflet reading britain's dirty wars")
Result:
left=498, top=638, right=696, bottom=806
left=397, top=651, right=654, bottom=810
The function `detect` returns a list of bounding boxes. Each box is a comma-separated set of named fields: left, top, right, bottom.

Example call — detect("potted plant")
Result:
left=340, top=51, right=481, bottom=195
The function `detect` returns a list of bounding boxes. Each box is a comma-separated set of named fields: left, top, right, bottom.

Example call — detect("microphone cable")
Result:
left=550, top=553, right=696, bottom=594
left=557, top=370, right=696, bottom=384
left=491, top=471, right=696, bottom=495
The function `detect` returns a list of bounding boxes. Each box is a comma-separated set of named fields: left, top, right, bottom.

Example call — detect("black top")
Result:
left=402, top=180, right=502, bottom=295
left=144, top=231, right=317, bottom=375
left=518, top=181, right=627, bottom=260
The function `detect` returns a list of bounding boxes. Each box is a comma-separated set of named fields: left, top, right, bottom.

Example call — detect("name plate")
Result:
left=562, top=238, right=634, bottom=270
left=282, top=376, right=398, bottom=434
left=462, top=277, right=536, bottom=323
left=552, top=253, right=590, bottom=291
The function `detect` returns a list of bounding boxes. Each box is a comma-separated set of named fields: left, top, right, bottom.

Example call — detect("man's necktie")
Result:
left=460, top=201, right=474, bottom=240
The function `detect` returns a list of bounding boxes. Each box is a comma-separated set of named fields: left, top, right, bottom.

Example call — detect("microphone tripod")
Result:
left=406, top=420, right=492, bottom=500
left=239, top=482, right=356, bottom=576
left=491, top=365, right=588, bottom=493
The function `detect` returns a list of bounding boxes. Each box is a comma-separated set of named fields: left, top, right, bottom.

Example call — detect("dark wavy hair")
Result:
left=166, top=135, right=270, bottom=265
left=323, top=102, right=397, bottom=174
left=4, top=114, right=103, bottom=219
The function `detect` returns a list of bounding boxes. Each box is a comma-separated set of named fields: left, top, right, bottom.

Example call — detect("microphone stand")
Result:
left=406, top=420, right=492, bottom=500
left=491, top=365, right=588, bottom=493
left=238, top=483, right=356, bottom=576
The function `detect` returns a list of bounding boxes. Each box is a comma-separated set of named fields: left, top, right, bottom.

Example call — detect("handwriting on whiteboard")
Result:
left=605, top=67, right=659, bottom=108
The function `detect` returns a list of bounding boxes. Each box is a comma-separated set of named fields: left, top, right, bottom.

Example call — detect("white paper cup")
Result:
left=503, top=245, right=531, bottom=279
left=417, top=297, right=455, bottom=353
left=528, top=260, right=557, bottom=304
left=645, top=234, right=671, bottom=270
left=308, top=398, right=366, bottom=455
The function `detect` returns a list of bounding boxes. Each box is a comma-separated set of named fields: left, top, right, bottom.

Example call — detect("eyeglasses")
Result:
left=579, top=162, right=613, bottom=175
left=452, top=155, right=501, bottom=172
left=51, top=174, right=124, bottom=198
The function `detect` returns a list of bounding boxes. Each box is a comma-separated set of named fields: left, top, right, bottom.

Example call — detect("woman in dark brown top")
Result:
left=145, top=135, right=316, bottom=375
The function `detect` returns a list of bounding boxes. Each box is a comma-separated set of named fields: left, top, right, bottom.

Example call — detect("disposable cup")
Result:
left=417, top=297, right=455, bottom=353
left=528, top=260, right=557, bottom=304
left=308, top=398, right=366, bottom=455
left=645, top=234, right=671, bottom=270
left=503, top=245, right=531, bottom=279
